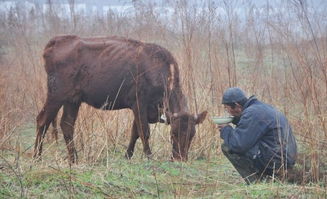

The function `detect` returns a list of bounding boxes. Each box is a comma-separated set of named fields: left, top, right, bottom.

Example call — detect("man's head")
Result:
left=222, top=87, right=248, bottom=117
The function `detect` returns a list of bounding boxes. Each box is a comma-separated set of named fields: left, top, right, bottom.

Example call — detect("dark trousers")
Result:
left=221, top=144, right=273, bottom=184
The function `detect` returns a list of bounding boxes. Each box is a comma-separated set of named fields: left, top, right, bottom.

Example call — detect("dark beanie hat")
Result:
left=222, top=87, right=248, bottom=104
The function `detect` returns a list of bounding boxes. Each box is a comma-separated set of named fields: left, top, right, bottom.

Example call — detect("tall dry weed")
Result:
left=0, top=0, right=326, bottom=183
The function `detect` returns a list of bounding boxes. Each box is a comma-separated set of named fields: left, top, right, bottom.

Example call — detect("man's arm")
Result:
left=220, top=109, right=268, bottom=154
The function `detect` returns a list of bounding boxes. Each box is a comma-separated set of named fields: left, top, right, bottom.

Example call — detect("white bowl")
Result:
left=212, top=116, right=234, bottom=124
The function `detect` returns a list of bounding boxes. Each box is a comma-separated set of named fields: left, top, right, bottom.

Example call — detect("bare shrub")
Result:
left=0, top=0, right=326, bottom=184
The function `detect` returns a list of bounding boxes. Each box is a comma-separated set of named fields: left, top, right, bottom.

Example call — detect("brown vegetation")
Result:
left=0, top=0, right=326, bottom=184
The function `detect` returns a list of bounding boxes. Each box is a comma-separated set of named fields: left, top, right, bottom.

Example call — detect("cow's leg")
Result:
left=60, top=102, right=80, bottom=164
left=33, top=99, right=62, bottom=161
left=50, top=115, right=59, bottom=142
left=132, top=104, right=152, bottom=158
left=125, top=120, right=139, bottom=159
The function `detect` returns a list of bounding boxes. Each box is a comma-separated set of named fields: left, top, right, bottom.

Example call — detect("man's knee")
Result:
left=221, top=143, right=231, bottom=154
left=221, top=144, right=242, bottom=165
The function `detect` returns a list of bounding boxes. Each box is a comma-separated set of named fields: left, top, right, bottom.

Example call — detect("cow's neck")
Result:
left=168, top=87, right=188, bottom=113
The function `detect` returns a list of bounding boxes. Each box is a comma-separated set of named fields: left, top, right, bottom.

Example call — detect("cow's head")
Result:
left=165, top=111, right=207, bottom=161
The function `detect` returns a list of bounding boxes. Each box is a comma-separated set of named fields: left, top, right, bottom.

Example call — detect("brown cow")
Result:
left=33, top=35, right=207, bottom=163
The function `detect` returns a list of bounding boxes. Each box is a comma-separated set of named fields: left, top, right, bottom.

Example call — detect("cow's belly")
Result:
left=82, top=93, right=129, bottom=110
left=79, top=71, right=134, bottom=110
left=81, top=83, right=131, bottom=110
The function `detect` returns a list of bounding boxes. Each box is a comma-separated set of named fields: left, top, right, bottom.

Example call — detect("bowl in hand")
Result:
left=212, top=116, right=234, bottom=124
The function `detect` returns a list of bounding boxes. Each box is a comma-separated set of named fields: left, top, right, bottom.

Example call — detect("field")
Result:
left=0, top=0, right=327, bottom=198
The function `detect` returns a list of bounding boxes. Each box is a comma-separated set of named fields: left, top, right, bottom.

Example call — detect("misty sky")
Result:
left=1, top=0, right=325, bottom=7
left=1, top=0, right=326, bottom=18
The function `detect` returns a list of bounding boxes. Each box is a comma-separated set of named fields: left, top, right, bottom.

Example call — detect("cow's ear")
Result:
left=195, top=111, right=207, bottom=124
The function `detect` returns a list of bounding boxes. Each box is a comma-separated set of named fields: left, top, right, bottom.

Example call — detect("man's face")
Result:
left=224, top=104, right=243, bottom=117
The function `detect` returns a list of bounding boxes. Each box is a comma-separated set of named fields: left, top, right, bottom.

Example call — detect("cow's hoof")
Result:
left=125, top=151, right=133, bottom=159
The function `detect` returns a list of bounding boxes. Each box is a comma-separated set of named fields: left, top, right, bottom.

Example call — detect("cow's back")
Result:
left=43, top=35, right=133, bottom=73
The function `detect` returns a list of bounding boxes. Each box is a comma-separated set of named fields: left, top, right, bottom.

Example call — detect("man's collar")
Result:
left=243, top=95, right=257, bottom=109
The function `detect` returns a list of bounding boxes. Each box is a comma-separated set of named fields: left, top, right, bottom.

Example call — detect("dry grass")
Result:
left=0, top=0, right=326, bottom=190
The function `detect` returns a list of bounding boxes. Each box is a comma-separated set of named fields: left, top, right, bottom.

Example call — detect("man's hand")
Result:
left=218, top=124, right=233, bottom=139
left=218, top=124, right=229, bottom=131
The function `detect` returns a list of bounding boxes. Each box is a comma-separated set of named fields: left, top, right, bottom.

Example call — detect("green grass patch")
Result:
left=1, top=150, right=327, bottom=198
left=1, top=124, right=326, bottom=198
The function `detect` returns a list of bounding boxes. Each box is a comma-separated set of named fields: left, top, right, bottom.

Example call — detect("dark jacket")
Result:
left=220, top=96, right=297, bottom=170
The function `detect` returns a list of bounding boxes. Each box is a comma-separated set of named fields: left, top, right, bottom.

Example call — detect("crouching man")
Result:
left=218, top=87, right=297, bottom=184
